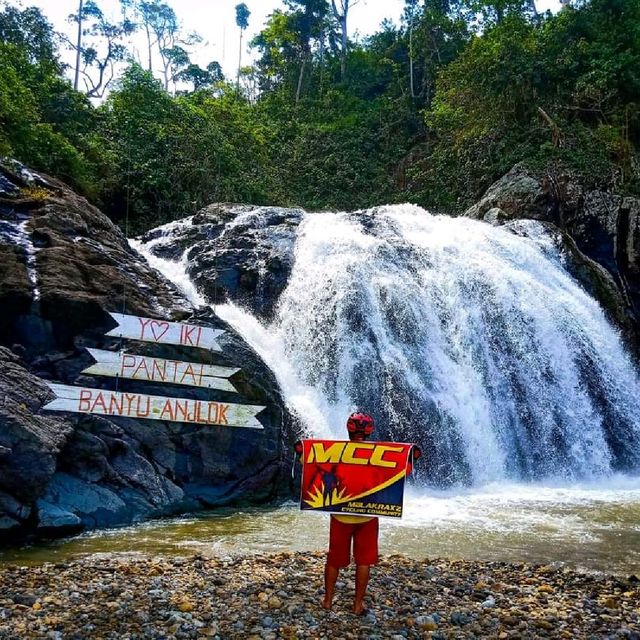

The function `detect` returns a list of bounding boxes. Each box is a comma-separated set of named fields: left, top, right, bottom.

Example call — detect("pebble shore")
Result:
left=0, top=552, right=639, bottom=639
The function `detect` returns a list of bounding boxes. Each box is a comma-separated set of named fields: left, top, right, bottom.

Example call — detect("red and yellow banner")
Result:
left=300, top=439, right=413, bottom=518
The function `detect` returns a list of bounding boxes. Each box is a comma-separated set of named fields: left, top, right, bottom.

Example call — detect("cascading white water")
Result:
left=135, top=204, right=640, bottom=488
left=220, top=205, right=640, bottom=486
left=129, top=217, right=206, bottom=309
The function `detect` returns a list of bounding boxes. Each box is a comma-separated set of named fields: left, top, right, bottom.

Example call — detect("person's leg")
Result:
left=353, top=564, right=370, bottom=615
left=323, top=563, right=339, bottom=610
left=324, top=517, right=351, bottom=610
left=352, top=518, right=379, bottom=614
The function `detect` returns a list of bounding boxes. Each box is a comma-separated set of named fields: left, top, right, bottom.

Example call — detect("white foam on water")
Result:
left=129, top=219, right=206, bottom=309
left=399, top=476, right=640, bottom=530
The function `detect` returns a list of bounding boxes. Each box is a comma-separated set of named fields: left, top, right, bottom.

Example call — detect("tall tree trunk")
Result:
left=237, top=29, right=243, bottom=90
left=409, top=5, right=415, bottom=98
left=145, top=22, right=153, bottom=71
left=331, top=0, right=350, bottom=82
left=74, top=0, right=84, bottom=91
left=319, top=30, right=326, bottom=97
left=340, top=13, right=347, bottom=81
left=296, top=55, right=307, bottom=103
left=162, top=59, right=169, bottom=91
left=157, top=39, right=169, bottom=91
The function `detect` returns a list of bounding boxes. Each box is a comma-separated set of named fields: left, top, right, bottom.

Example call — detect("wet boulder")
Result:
left=466, top=164, right=640, bottom=345
left=140, top=204, right=304, bottom=320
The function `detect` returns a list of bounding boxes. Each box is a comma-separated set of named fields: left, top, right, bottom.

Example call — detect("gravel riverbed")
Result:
left=0, top=552, right=638, bottom=639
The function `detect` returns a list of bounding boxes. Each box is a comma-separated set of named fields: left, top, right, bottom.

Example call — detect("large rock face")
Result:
left=141, top=204, right=303, bottom=320
left=0, top=161, right=296, bottom=540
left=466, top=164, right=640, bottom=345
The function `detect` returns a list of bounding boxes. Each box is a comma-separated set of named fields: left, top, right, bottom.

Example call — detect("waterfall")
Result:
left=136, top=204, right=640, bottom=488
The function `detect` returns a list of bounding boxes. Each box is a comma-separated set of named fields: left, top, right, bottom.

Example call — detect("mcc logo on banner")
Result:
left=299, top=439, right=413, bottom=518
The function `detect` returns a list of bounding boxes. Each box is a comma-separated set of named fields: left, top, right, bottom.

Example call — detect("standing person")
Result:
left=322, top=412, right=379, bottom=616
left=295, top=412, right=420, bottom=615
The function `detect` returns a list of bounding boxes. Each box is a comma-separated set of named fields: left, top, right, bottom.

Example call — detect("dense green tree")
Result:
left=467, top=0, right=539, bottom=27
left=251, top=11, right=301, bottom=94
left=176, top=60, right=224, bottom=91
left=411, top=0, right=640, bottom=208
left=98, top=65, right=270, bottom=230
left=0, top=6, right=98, bottom=191
left=0, top=3, right=58, bottom=68
left=402, top=0, right=469, bottom=104
left=0, top=0, right=638, bottom=232
left=252, top=0, right=330, bottom=101
left=539, top=0, right=640, bottom=161
left=288, top=0, right=330, bottom=100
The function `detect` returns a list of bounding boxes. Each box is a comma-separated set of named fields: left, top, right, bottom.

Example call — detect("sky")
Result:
left=10, top=0, right=561, bottom=86
left=10, top=0, right=407, bottom=79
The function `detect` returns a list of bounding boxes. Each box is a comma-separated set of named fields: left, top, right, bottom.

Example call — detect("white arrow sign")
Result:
left=106, top=313, right=224, bottom=351
left=83, top=349, right=240, bottom=392
left=44, top=383, right=265, bottom=429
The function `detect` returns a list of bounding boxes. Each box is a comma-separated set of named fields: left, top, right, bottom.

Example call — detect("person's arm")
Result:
left=291, top=440, right=304, bottom=481
left=407, top=445, right=422, bottom=475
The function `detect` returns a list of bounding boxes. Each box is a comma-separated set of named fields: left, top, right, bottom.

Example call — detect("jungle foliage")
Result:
left=0, top=0, right=638, bottom=230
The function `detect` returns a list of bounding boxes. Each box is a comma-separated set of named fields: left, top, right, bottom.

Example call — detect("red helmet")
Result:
left=346, top=412, right=374, bottom=436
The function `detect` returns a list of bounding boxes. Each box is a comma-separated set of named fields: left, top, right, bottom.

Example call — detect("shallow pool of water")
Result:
left=3, top=480, right=640, bottom=574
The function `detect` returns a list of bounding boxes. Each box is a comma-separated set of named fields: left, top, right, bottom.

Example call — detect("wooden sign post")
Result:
left=106, top=312, right=224, bottom=351
left=44, top=383, right=265, bottom=429
left=42, top=313, right=267, bottom=430
left=83, top=349, right=240, bottom=392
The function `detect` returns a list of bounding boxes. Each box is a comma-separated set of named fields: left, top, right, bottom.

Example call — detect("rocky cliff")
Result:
left=0, top=160, right=296, bottom=541
left=139, top=204, right=303, bottom=321
left=465, top=164, right=640, bottom=346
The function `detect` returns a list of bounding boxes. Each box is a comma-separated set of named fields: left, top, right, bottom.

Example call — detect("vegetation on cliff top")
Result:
left=0, top=0, right=638, bottom=232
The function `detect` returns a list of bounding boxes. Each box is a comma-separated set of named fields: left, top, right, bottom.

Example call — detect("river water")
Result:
left=3, top=481, right=640, bottom=575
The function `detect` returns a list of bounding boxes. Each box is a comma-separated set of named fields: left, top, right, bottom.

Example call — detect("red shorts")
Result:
left=327, top=517, right=379, bottom=568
